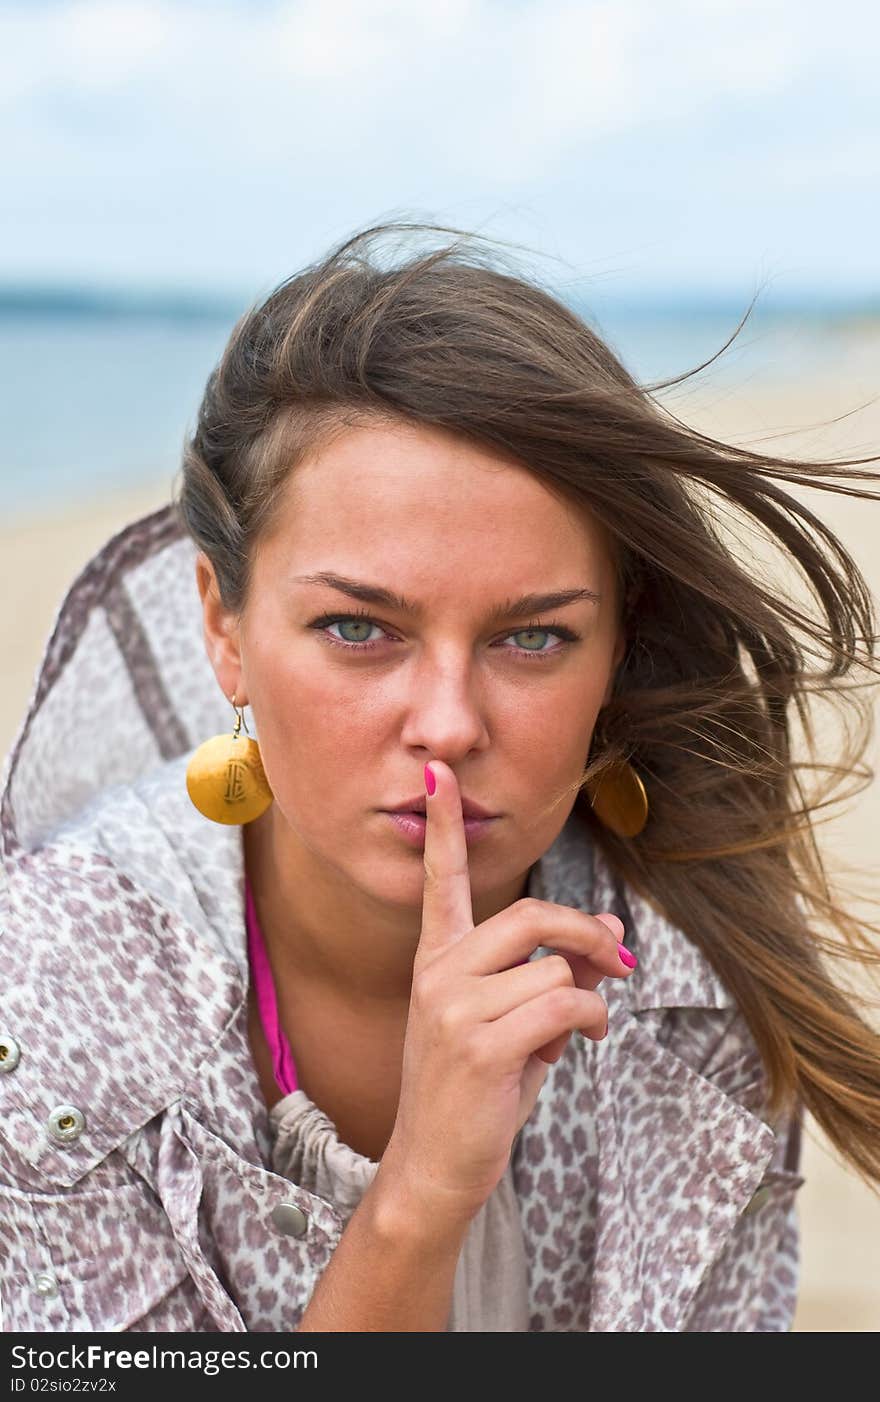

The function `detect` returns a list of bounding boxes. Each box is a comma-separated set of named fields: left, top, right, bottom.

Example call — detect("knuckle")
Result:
left=547, top=984, right=581, bottom=1020
left=410, top=966, right=440, bottom=1012
left=462, top=1027, right=491, bottom=1071
left=421, top=858, right=443, bottom=893
left=512, top=896, right=549, bottom=930
left=584, top=990, right=608, bottom=1027
left=543, top=953, right=573, bottom=987
left=436, top=999, right=465, bottom=1039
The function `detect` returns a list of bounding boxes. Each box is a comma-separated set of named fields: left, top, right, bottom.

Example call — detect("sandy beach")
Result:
left=4, top=343, right=880, bottom=1331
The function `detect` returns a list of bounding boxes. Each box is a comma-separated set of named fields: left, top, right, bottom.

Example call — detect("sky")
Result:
left=2, top=0, right=879, bottom=303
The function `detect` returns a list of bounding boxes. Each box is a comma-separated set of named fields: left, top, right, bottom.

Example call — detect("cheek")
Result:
left=255, top=654, right=379, bottom=773
left=257, top=644, right=344, bottom=716
left=502, top=676, right=603, bottom=747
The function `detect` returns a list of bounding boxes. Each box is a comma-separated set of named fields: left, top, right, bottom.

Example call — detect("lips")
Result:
left=384, top=795, right=497, bottom=820
left=384, top=808, right=498, bottom=849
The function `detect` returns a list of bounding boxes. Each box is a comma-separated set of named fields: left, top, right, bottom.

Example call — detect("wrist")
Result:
left=367, top=1149, right=478, bottom=1254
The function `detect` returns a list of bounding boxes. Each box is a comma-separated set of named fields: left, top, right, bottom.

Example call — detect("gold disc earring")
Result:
left=185, top=693, right=274, bottom=825
left=584, top=757, right=649, bottom=838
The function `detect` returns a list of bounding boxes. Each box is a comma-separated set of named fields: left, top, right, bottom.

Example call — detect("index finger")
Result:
left=418, top=759, right=475, bottom=955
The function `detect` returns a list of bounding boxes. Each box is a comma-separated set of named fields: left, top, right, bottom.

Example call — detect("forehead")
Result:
left=259, top=419, right=615, bottom=577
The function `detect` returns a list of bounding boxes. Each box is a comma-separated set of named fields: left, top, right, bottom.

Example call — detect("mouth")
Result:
left=382, top=808, right=499, bottom=847
left=383, top=796, right=498, bottom=821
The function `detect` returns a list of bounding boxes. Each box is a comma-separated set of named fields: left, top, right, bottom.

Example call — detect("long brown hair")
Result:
left=173, top=220, right=880, bottom=1194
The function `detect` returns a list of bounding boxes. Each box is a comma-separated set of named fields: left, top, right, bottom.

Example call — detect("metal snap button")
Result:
left=0, top=1035, right=20, bottom=1073
left=46, top=1104, right=86, bottom=1145
left=271, top=1201, right=309, bottom=1238
left=744, top=1184, right=772, bottom=1216
left=33, top=1272, right=58, bottom=1298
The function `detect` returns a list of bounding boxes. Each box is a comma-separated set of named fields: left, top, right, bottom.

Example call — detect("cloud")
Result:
left=0, top=0, right=167, bottom=98
left=0, top=0, right=877, bottom=289
left=3, top=0, right=868, bottom=162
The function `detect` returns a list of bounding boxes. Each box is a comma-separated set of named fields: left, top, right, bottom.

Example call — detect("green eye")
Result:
left=334, top=617, right=377, bottom=643
left=309, top=610, right=580, bottom=662
left=512, top=628, right=554, bottom=652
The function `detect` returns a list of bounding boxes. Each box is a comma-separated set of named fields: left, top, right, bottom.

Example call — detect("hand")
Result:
left=381, top=758, right=637, bottom=1228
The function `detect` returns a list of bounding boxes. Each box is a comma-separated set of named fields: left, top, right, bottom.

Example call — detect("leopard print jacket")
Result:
left=0, top=506, right=804, bottom=1332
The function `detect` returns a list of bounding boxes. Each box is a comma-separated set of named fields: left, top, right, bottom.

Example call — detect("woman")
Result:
left=2, top=222, right=879, bottom=1333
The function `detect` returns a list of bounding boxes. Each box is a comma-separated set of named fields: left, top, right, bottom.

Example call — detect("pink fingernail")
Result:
left=618, top=943, right=638, bottom=969
left=424, top=763, right=436, bottom=796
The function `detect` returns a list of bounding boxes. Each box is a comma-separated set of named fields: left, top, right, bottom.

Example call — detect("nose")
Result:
left=398, top=650, right=490, bottom=761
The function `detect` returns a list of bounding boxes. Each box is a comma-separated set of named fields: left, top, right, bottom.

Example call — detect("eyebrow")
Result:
left=292, top=572, right=602, bottom=622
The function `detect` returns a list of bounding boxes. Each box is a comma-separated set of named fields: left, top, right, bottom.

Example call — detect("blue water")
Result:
left=1, top=290, right=876, bottom=521
left=0, top=315, right=232, bottom=520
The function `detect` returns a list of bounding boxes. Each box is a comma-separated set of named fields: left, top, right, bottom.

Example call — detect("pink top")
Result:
left=245, top=876, right=298, bottom=1095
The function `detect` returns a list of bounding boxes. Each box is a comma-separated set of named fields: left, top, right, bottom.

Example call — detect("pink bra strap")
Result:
left=245, top=876, right=298, bottom=1095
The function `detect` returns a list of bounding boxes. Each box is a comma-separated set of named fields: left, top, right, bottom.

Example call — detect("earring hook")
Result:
left=229, top=692, right=251, bottom=739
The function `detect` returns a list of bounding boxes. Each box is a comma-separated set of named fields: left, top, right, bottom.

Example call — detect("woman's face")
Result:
left=199, top=418, right=625, bottom=910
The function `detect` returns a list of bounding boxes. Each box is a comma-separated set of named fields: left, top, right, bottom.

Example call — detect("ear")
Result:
left=195, top=552, right=245, bottom=704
